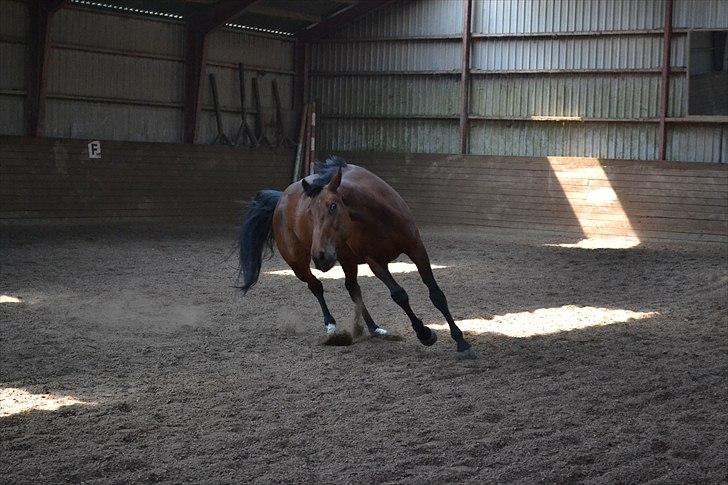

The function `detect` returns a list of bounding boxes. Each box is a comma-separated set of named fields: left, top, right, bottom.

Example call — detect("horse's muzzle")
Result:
left=313, top=251, right=336, bottom=272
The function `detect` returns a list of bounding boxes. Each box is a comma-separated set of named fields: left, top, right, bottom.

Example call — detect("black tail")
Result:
left=237, top=190, right=282, bottom=294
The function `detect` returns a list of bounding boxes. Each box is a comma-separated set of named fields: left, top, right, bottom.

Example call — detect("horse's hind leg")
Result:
left=366, top=259, right=437, bottom=347
left=408, top=244, right=476, bottom=358
left=341, top=260, right=399, bottom=340
left=289, top=261, right=352, bottom=346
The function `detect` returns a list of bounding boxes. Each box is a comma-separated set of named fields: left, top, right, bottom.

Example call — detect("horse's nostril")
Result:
left=317, top=252, right=325, bottom=261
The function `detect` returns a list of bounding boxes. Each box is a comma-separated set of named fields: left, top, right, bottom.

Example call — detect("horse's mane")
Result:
left=302, top=156, right=347, bottom=197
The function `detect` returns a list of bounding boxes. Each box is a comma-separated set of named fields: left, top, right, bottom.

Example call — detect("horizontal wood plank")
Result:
left=2, top=138, right=727, bottom=242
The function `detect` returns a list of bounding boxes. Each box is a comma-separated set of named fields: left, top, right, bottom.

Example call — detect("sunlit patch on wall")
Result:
left=0, top=388, right=95, bottom=417
left=546, top=157, right=640, bottom=249
left=267, top=262, right=447, bottom=280
left=530, top=116, right=583, bottom=121
left=0, top=295, right=23, bottom=304
left=430, top=305, right=658, bottom=338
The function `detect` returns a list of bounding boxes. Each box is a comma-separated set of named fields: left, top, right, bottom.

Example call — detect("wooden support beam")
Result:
left=192, top=0, right=260, bottom=35
left=298, top=0, right=397, bottom=43
left=293, top=40, right=305, bottom=115
left=459, top=0, right=472, bottom=155
left=658, top=0, right=673, bottom=161
left=25, top=0, right=67, bottom=137
left=183, top=29, right=207, bottom=144
left=183, top=0, right=257, bottom=144
left=293, top=40, right=310, bottom=126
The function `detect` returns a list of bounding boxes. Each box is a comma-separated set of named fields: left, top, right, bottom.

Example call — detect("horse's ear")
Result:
left=328, top=167, right=342, bottom=192
left=301, top=178, right=311, bottom=193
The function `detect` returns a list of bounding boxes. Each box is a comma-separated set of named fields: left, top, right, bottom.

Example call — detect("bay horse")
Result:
left=237, top=156, right=477, bottom=359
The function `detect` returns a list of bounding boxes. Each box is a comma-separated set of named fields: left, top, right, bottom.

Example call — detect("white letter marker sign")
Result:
left=87, top=140, right=102, bottom=159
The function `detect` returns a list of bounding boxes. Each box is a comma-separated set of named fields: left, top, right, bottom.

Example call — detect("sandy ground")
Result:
left=1, top=221, right=727, bottom=484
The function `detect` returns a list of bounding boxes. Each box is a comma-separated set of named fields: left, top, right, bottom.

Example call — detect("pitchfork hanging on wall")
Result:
left=208, top=73, right=232, bottom=146
left=233, top=63, right=258, bottom=148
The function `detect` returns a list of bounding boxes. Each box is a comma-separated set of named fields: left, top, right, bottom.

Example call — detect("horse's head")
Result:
left=302, top=167, right=349, bottom=272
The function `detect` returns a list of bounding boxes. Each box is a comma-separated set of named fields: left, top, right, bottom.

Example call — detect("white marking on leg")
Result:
left=374, top=328, right=388, bottom=336
left=352, top=306, right=364, bottom=337
left=326, top=323, right=336, bottom=335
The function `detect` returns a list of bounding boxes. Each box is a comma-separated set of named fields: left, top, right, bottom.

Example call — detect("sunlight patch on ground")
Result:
left=267, top=262, right=447, bottom=280
left=430, top=305, right=658, bottom=338
left=0, top=295, right=23, bottom=304
left=0, top=388, right=95, bottom=417
left=547, top=157, right=640, bottom=249
left=545, top=237, right=641, bottom=249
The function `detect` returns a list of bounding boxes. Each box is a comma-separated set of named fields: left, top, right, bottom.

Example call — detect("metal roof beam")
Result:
left=298, top=0, right=397, bottom=42
left=46, top=0, right=68, bottom=13
left=189, top=0, right=259, bottom=35
left=246, top=5, right=321, bottom=24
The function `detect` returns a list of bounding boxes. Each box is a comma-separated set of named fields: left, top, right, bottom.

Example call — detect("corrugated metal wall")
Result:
left=46, top=6, right=184, bottom=141
left=670, top=0, right=728, bottom=162
left=201, top=29, right=294, bottom=144
left=334, top=0, right=464, bottom=38
left=471, top=0, right=666, bottom=33
left=310, top=0, right=462, bottom=154
left=0, top=2, right=294, bottom=143
left=0, top=0, right=29, bottom=136
left=311, top=0, right=728, bottom=163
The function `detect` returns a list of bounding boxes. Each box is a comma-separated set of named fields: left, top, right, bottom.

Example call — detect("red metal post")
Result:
left=309, top=100, right=317, bottom=175
left=459, top=0, right=473, bottom=155
left=658, top=0, right=673, bottom=161
left=292, top=103, right=310, bottom=182
left=305, top=101, right=317, bottom=175
left=26, top=0, right=67, bottom=137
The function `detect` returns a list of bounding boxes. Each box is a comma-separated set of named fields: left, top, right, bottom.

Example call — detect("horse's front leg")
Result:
left=290, top=261, right=352, bottom=346
left=366, top=258, right=438, bottom=347
left=340, top=259, right=401, bottom=341
left=408, top=244, right=477, bottom=359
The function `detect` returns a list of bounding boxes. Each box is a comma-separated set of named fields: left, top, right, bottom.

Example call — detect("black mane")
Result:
left=302, top=156, right=347, bottom=197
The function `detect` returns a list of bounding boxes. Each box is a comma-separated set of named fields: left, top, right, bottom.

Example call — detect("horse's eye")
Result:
left=329, top=202, right=337, bottom=214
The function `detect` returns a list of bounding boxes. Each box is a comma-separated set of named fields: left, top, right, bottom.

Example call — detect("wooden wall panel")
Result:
left=0, top=136, right=294, bottom=221
left=3, top=139, right=726, bottom=245
left=338, top=152, right=728, bottom=244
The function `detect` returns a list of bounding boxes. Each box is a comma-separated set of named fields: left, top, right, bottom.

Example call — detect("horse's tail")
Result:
left=236, top=190, right=282, bottom=294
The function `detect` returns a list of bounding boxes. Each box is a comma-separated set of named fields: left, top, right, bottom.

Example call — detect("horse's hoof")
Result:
left=372, top=328, right=403, bottom=341
left=323, top=331, right=353, bottom=347
left=456, top=348, right=479, bottom=360
left=419, top=327, right=438, bottom=347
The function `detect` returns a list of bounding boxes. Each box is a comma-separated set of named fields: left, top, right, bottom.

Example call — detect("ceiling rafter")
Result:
left=246, top=4, right=321, bottom=24
left=298, top=0, right=397, bottom=42
left=188, top=0, right=259, bottom=35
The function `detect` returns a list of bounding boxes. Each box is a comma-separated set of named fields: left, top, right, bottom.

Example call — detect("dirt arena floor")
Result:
left=1, top=221, right=727, bottom=484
